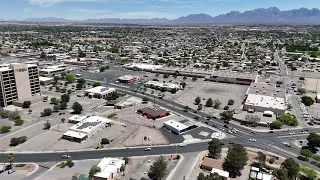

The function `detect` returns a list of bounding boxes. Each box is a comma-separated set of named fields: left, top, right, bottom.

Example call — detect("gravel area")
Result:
left=123, top=126, right=168, bottom=146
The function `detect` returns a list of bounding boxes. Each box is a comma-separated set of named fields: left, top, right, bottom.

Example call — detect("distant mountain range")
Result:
left=3, top=7, right=320, bottom=24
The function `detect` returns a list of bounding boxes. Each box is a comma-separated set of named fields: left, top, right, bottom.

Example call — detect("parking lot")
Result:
left=174, top=80, right=249, bottom=115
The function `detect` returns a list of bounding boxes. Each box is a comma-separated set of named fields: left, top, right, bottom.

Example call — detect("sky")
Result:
left=0, top=0, right=319, bottom=20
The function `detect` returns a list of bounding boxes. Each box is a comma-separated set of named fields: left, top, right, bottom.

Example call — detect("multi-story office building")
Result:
left=0, top=63, right=40, bottom=107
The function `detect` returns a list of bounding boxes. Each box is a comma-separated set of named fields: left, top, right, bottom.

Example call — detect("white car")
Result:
left=144, top=148, right=151, bottom=151
left=62, top=155, right=70, bottom=159
left=302, top=131, right=309, bottom=134
left=289, top=132, right=295, bottom=135
left=283, top=129, right=288, bottom=132
left=180, top=143, right=186, bottom=147
left=249, top=139, right=256, bottom=142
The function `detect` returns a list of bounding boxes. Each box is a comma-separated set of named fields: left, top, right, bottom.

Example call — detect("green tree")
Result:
left=279, top=114, right=298, bottom=126
left=50, top=97, right=60, bottom=105
left=61, top=94, right=70, bottom=102
left=222, top=144, right=248, bottom=178
left=142, top=97, right=149, bottom=104
left=276, top=167, right=289, bottom=180
left=101, top=138, right=110, bottom=145
left=72, top=101, right=83, bottom=114
left=76, top=83, right=83, bottom=90
left=65, top=74, right=75, bottom=83
left=183, top=106, right=190, bottom=112
left=257, top=151, right=266, bottom=166
left=41, top=108, right=52, bottom=117
left=195, top=97, right=201, bottom=105
left=22, top=101, right=31, bottom=108
left=301, top=96, right=315, bottom=106
left=89, top=165, right=101, bottom=178
left=228, top=99, right=234, bottom=105
left=10, top=136, right=27, bottom=146
left=197, top=172, right=206, bottom=180
left=301, top=166, right=318, bottom=180
left=220, top=111, right=234, bottom=120
left=205, top=98, right=213, bottom=107
left=197, top=104, right=203, bottom=110
left=208, top=138, right=222, bottom=159
left=282, top=158, right=300, bottom=180
left=270, top=120, right=283, bottom=129
left=148, top=156, right=167, bottom=180
left=77, top=78, right=86, bottom=85
left=300, top=149, right=313, bottom=159
left=92, top=82, right=101, bottom=87
left=307, top=133, right=320, bottom=147
left=60, top=101, right=68, bottom=110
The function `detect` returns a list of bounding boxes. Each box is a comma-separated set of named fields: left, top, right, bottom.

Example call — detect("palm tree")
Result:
left=8, top=153, right=13, bottom=167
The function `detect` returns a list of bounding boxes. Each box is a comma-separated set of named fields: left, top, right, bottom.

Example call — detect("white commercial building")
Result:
left=123, top=63, right=163, bottom=71
left=62, top=116, right=111, bottom=142
left=40, top=65, right=66, bottom=76
left=163, top=119, right=198, bottom=135
left=84, top=86, right=116, bottom=99
left=243, top=82, right=286, bottom=114
left=94, top=158, right=125, bottom=180
left=145, top=81, right=181, bottom=91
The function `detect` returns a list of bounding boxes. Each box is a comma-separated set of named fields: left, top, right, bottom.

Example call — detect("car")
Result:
left=224, top=120, right=229, bottom=124
left=220, top=128, right=225, bottom=131
left=289, top=132, right=295, bottom=135
left=205, top=121, right=209, bottom=124
left=194, top=116, right=200, bottom=120
left=223, top=125, right=229, bottom=129
left=268, top=131, right=274, bottom=133
left=283, top=128, right=288, bottom=132
left=59, top=112, right=65, bottom=115
left=251, top=131, right=256, bottom=134
left=144, top=148, right=151, bottom=151
left=283, top=142, right=291, bottom=147
left=62, top=155, right=70, bottom=159
left=308, top=122, right=314, bottom=126
left=227, top=130, right=233, bottom=134
left=207, top=117, right=211, bottom=120
left=302, top=129, right=308, bottom=132
left=302, top=131, right=309, bottom=134
left=249, top=139, right=256, bottom=142
left=180, top=143, right=186, bottom=147
left=229, top=142, right=234, bottom=144
left=212, top=124, right=216, bottom=128
left=220, top=142, right=225, bottom=146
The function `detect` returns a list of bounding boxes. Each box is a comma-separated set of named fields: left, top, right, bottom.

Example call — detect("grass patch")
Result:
left=15, top=164, right=26, bottom=167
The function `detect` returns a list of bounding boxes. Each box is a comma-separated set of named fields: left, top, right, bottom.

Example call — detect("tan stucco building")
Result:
left=0, top=63, right=40, bottom=107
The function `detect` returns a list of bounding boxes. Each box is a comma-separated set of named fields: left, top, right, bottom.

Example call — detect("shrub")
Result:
left=14, top=119, right=24, bottom=126
left=10, top=136, right=27, bottom=146
left=270, top=120, right=283, bottom=129
left=301, top=96, right=315, bottom=106
left=0, top=126, right=11, bottom=133
left=101, top=138, right=110, bottom=145
left=227, top=99, right=234, bottom=106
left=22, top=101, right=31, bottom=108
left=269, top=158, right=275, bottom=164
left=224, top=106, right=229, bottom=110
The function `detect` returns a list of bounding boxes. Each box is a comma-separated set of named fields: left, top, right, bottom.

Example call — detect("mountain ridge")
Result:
left=2, top=7, right=320, bottom=24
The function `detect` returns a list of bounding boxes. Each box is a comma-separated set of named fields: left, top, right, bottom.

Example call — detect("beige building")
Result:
left=0, top=63, right=40, bottom=107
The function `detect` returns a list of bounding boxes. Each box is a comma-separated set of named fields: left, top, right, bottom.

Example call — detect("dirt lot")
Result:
left=123, top=126, right=168, bottom=146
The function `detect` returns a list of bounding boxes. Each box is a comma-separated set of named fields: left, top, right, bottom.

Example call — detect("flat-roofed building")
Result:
left=137, top=106, right=170, bottom=119
left=204, top=71, right=257, bottom=85
left=118, top=75, right=138, bottom=83
left=0, top=63, right=40, bottom=107
left=39, top=76, right=54, bottom=85
left=84, top=86, right=116, bottom=99
left=40, top=65, right=66, bottom=76
left=94, top=158, right=125, bottom=180
left=163, top=119, right=198, bottom=135
left=62, top=116, right=111, bottom=142
left=243, top=82, right=286, bottom=114
left=145, top=81, right=181, bottom=91
left=201, top=157, right=229, bottom=180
